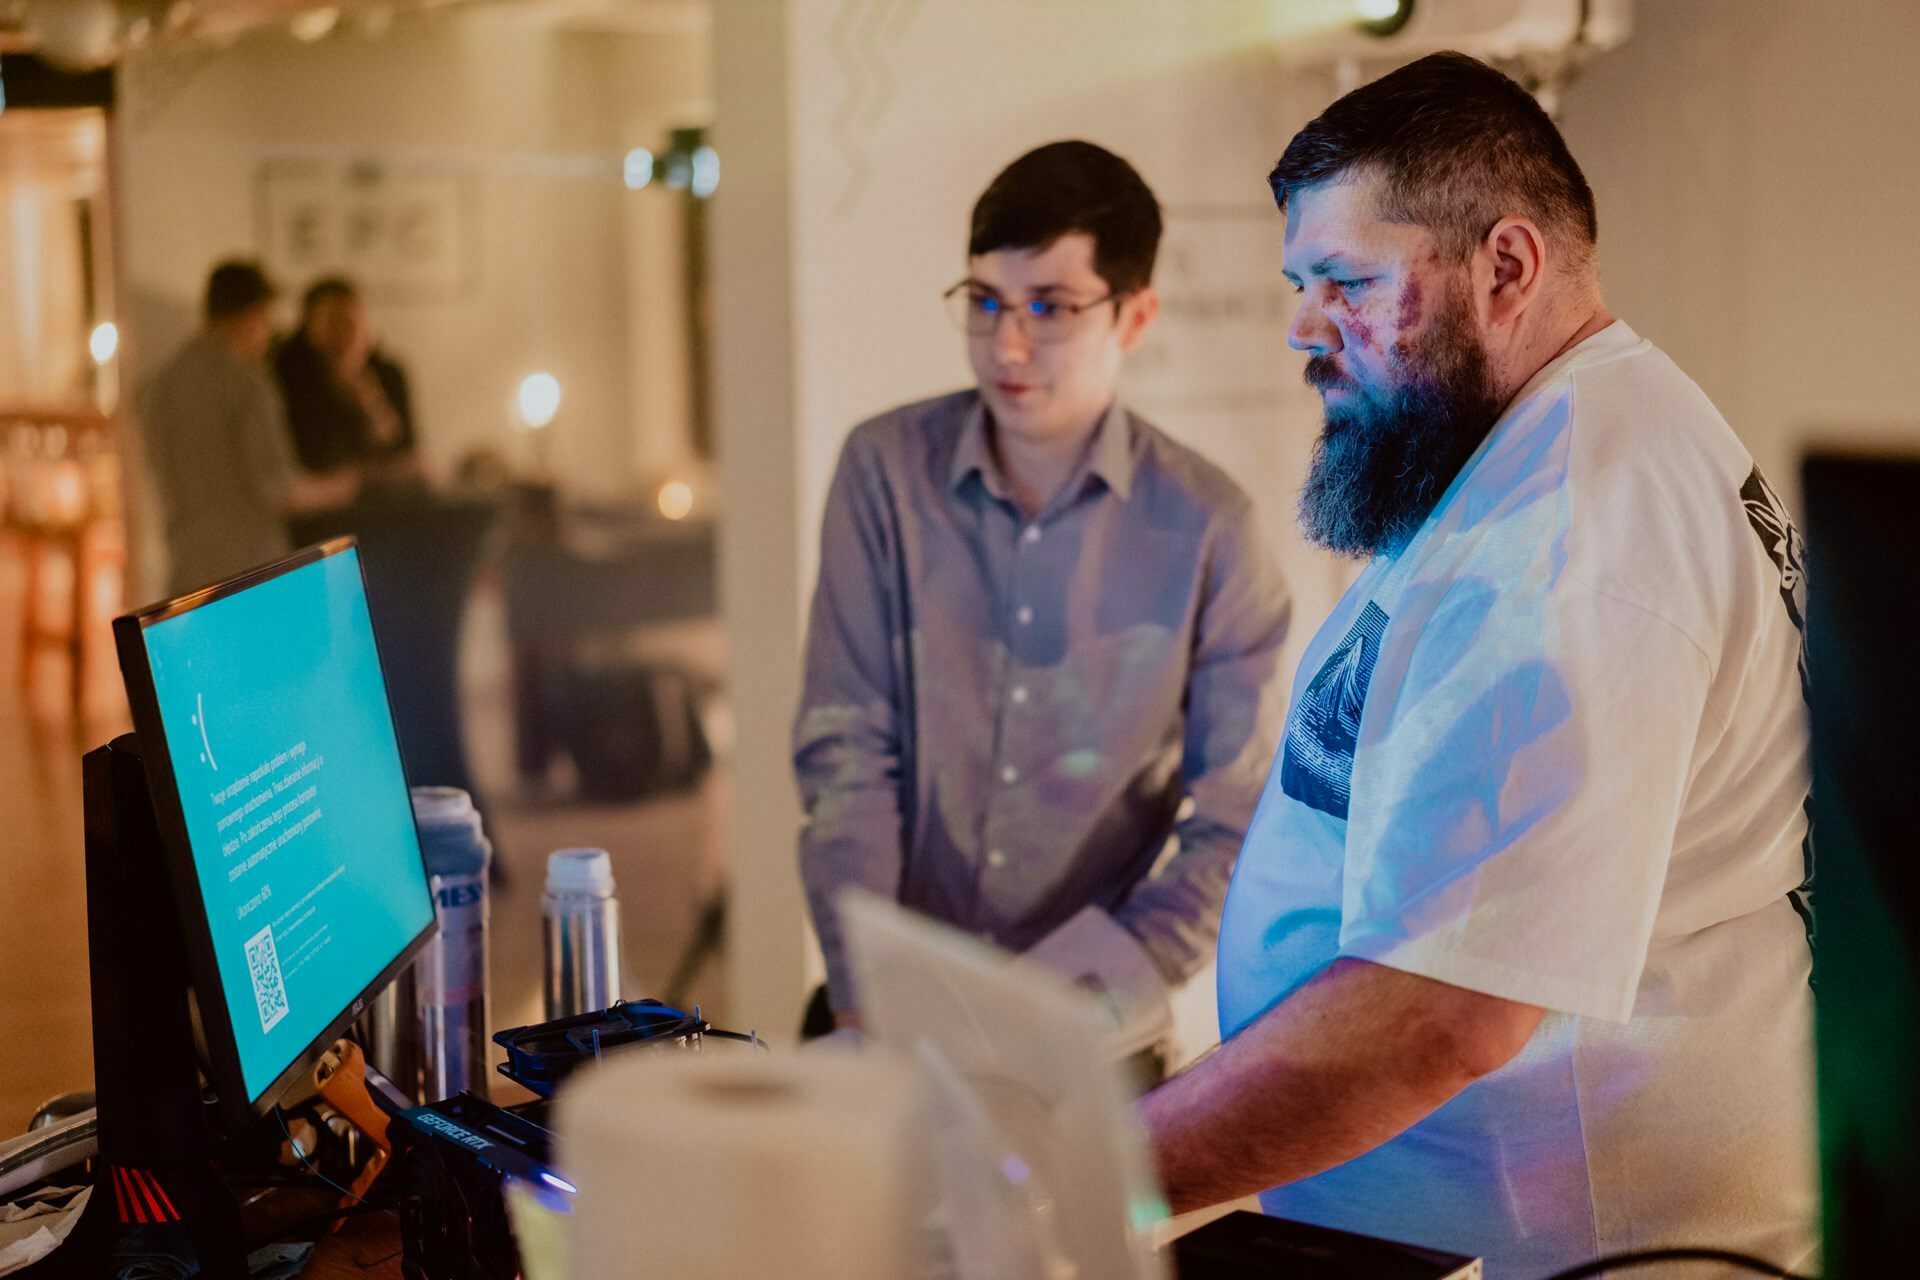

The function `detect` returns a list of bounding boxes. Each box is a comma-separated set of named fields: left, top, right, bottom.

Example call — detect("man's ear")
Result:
left=1476, top=216, right=1548, bottom=330
left=1116, top=286, right=1160, bottom=353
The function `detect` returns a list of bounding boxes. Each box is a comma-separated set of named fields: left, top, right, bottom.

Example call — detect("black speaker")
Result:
left=1804, top=451, right=1920, bottom=1280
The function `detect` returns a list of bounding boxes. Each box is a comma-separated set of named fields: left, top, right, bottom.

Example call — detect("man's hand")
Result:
left=1139, top=957, right=1543, bottom=1215
left=1023, top=907, right=1173, bottom=1058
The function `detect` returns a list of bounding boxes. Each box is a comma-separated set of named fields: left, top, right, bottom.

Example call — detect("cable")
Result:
left=394, top=1124, right=501, bottom=1278
left=273, top=1104, right=373, bottom=1207
left=700, top=1028, right=771, bottom=1050
left=1536, top=1247, right=1816, bottom=1280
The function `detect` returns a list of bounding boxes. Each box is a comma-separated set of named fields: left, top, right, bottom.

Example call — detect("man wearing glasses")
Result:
left=794, top=141, right=1291, bottom=1044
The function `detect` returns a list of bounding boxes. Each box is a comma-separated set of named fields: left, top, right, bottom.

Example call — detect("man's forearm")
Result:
left=800, top=838, right=896, bottom=1012
left=1140, top=958, right=1543, bottom=1214
left=796, top=777, right=907, bottom=1012
left=1111, top=816, right=1241, bottom=985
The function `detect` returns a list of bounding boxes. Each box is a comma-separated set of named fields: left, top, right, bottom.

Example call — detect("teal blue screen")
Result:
left=140, top=548, right=434, bottom=1102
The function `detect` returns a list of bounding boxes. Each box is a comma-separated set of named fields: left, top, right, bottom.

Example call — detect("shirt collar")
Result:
left=948, top=397, right=1137, bottom=504
left=947, top=398, right=1004, bottom=498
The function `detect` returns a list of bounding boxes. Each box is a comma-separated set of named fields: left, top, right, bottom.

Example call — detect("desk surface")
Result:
left=307, top=1212, right=405, bottom=1279
left=304, top=1194, right=1254, bottom=1278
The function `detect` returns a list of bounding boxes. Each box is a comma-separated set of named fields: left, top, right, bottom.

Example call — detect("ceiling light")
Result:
left=657, top=480, right=694, bottom=521
left=623, top=147, right=654, bottom=191
left=290, top=7, right=340, bottom=43
left=1354, top=0, right=1414, bottom=37
left=689, top=146, right=719, bottom=199
left=516, top=373, right=561, bottom=430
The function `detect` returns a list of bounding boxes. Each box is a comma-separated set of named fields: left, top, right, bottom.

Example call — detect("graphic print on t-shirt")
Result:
left=1741, top=465, right=1815, bottom=941
left=1741, top=467, right=1806, bottom=631
left=1281, top=601, right=1389, bottom=820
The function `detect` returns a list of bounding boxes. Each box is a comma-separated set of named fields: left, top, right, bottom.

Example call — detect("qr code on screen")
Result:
left=244, top=925, right=289, bottom=1034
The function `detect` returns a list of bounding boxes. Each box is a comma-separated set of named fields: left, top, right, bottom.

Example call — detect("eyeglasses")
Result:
left=942, top=281, right=1121, bottom=343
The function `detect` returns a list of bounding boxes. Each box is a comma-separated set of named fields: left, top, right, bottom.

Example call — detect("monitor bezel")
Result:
left=112, top=537, right=439, bottom=1130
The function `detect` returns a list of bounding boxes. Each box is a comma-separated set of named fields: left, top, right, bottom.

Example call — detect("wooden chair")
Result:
left=2, top=407, right=121, bottom=712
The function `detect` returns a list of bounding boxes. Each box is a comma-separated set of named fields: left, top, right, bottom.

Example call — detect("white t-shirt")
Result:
left=1216, top=321, right=1817, bottom=1278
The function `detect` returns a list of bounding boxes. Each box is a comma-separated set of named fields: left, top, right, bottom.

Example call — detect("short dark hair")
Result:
left=1269, top=52, right=1598, bottom=271
left=969, top=140, right=1163, bottom=294
left=301, top=275, right=360, bottom=320
left=204, top=260, right=276, bottom=321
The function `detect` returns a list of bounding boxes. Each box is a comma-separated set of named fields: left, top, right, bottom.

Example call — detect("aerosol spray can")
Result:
left=413, top=787, right=492, bottom=1099
left=543, top=848, right=622, bottom=1019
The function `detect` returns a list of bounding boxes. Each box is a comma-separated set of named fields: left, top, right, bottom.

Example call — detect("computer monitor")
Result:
left=112, top=538, right=437, bottom=1126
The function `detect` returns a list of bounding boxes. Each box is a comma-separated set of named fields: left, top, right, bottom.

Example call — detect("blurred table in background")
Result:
left=290, top=491, right=504, bottom=809
left=502, top=493, right=718, bottom=799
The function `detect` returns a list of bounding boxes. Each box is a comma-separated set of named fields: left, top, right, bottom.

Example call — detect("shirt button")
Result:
left=1000, top=765, right=1019, bottom=784
left=1022, top=525, right=1042, bottom=545
left=1015, top=606, right=1034, bottom=626
left=1010, top=685, right=1029, bottom=704
left=986, top=849, right=1008, bottom=869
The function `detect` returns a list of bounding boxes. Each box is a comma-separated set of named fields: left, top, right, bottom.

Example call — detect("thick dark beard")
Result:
left=1297, top=284, right=1503, bottom=559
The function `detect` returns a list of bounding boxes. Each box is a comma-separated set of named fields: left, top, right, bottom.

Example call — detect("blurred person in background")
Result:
left=794, top=141, right=1291, bottom=1048
left=274, top=275, right=422, bottom=488
left=142, top=260, right=359, bottom=597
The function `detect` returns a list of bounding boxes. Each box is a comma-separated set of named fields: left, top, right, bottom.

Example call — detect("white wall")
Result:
left=1560, top=0, right=1920, bottom=505
left=711, top=0, right=806, bottom=1038
left=115, top=1, right=709, bottom=592
left=777, top=1, right=1354, bottom=617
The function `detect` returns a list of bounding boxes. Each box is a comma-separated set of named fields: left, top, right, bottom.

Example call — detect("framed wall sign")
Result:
left=256, top=157, right=478, bottom=302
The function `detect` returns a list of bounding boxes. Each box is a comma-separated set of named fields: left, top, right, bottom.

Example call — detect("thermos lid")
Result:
left=410, top=785, right=477, bottom=830
left=546, top=847, right=616, bottom=897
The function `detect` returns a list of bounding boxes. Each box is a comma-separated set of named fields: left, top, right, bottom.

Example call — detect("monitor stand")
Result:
left=32, top=735, right=247, bottom=1279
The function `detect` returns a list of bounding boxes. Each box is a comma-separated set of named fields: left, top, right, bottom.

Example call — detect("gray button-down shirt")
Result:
left=141, top=334, right=298, bottom=595
left=796, top=390, right=1291, bottom=1010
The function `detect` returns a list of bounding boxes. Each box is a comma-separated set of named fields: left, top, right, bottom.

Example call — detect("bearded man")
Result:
left=1139, top=52, right=1816, bottom=1279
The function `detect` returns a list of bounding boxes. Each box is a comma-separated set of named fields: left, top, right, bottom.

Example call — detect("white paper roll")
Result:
left=556, top=1048, right=924, bottom=1279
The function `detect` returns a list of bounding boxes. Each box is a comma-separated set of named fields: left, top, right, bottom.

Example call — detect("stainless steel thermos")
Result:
left=542, top=847, right=621, bottom=1019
